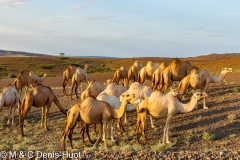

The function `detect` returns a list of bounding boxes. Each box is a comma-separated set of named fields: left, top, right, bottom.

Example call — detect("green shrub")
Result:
left=58, top=56, right=69, bottom=60
left=228, top=114, right=236, bottom=123
left=38, top=63, right=55, bottom=69
left=0, top=65, right=6, bottom=71
left=8, top=73, right=17, bottom=78
left=202, top=132, right=214, bottom=141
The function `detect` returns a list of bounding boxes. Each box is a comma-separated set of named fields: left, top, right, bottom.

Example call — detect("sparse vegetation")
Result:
left=202, top=132, right=215, bottom=141
left=227, top=114, right=236, bottom=123
left=38, top=63, right=55, bottom=69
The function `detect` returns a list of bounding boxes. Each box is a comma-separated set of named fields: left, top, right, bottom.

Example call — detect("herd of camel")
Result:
left=0, top=58, right=233, bottom=151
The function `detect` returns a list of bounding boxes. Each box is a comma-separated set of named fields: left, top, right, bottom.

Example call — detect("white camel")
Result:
left=136, top=91, right=207, bottom=144
left=99, top=83, right=127, bottom=98
left=0, top=85, right=20, bottom=125
left=29, top=71, right=48, bottom=86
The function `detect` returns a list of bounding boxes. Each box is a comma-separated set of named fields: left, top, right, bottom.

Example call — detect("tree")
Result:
left=59, top=53, right=65, bottom=57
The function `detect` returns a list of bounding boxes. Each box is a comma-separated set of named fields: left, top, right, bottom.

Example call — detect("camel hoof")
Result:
left=166, top=141, right=171, bottom=144
left=203, top=106, right=209, bottom=109
left=151, top=125, right=156, bottom=128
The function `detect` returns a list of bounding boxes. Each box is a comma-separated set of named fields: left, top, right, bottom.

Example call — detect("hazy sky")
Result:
left=0, top=0, right=240, bottom=58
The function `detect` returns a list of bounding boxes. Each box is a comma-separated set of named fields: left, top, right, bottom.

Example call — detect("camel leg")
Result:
left=163, top=115, right=172, bottom=144
left=150, top=115, right=156, bottom=128
left=141, top=114, right=148, bottom=144
left=103, top=123, right=108, bottom=150
left=117, top=118, right=124, bottom=132
left=7, top=106, right=15, bottom=125
left=85, top=124, right=93, bottom=144
left=124, top=112, right=127, bottom=124
left=135, top=115, right=141, bottom=144
left=70, top=81, right=75, bottom=100
left=41, top=106, right=45, bottom=129
left=44, top=103, right=51, bottom=131
left=19, top=104, right=32, bottom=137
left=93, top=124, right=103, bottom=148
left=62, top=79, right=67, bottom=95
left=203, top=98, right=208, bottom=109
left=75, top=82, right=80, bottom=99
left=110, top=120, right=116, bottom=143
left=61, top=127, right=70, bottom=151
left=68, top=129, right=74, bottom=149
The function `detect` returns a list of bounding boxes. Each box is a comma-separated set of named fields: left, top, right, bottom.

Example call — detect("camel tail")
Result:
left=54, top=95, right=67, bottom=116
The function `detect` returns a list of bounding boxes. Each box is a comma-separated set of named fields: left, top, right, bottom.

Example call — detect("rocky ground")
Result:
left=0, top=56, right=239, bottom=159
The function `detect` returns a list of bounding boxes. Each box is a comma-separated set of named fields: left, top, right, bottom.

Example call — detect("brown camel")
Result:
left=70, top=64, right=91, bottom=100
left=178, top=67, right=232, bottom=109
left=19, top=83, right=67, bottom=137
left=61, top=93, right=134, bottom=150
left=135, top=91, right=207, bottom=144
left=0, top=84, right=21, bottom=125
left=80, top=80, right=105, bottom=101
left=138, top=61, right=159, bottom=85
left=62, top=64, right=78, bottom=95
left=112, top=66, right=129, bottom=88
left=128, top=60, right=144, bottom=83
left=160, top=58, right=193, bottom=93
left=61, top=104, right=93, bottom=150
left=13, top=71, right=31, bottom=97
left=151, top=62, right=168, bottom=90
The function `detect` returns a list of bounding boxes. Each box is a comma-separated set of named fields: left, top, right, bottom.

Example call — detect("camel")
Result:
left=29, top=71, right=48, bottom=86
left=97, top=93, right=142, bottom=132
left=0, top=85, right=21, bottom=125
left=19, top=83, right=67, bottom=137
left=61, top=93, right=135, bottom=150
left=119, top=82, right=155, bottom=126
left=178, top=67, right=232, bottom=109
left=112, top=66, right=129, bottom=88
left=135, top=91, right=207, bottom=144
left=99, top=83, right=127, bottom=98
left=160, top=58, right=193, bottom=93
left=13, top=71, right=31, bottom=97
left=80, top=80, right=104, bottom=101
left=151, top=62, right=168, bottom=90
left=61, top=104, right=93, bottom=150
left=138, top=61, right=159, bottom=85
left=70, top=64, right=91, bottom=100
left=128, top=60, right=144, bottom=83
left=62, top=64, right=78, bottom=95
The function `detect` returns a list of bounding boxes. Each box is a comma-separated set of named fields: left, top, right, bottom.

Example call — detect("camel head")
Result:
left=120, top=93, right=135, bottom=103
left=222, top=68, right=232, bottom=74
left=168, top=88, right=183, bottom=97
left=192, top=92, right=208, bottom=101
left=106, top=79, right=113, bottom=84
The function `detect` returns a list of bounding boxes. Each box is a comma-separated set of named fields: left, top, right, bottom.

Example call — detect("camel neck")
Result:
left=179, top=96, right=198, bottom=113
left=84, top=66, right=89, bottom=71
left=112, top=100, right=128, bottom=119
left=210, top=72, right=227, bottom=83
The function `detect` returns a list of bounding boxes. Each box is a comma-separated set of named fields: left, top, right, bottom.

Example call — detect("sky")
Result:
left=0, top=0, right=240, bottom=58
